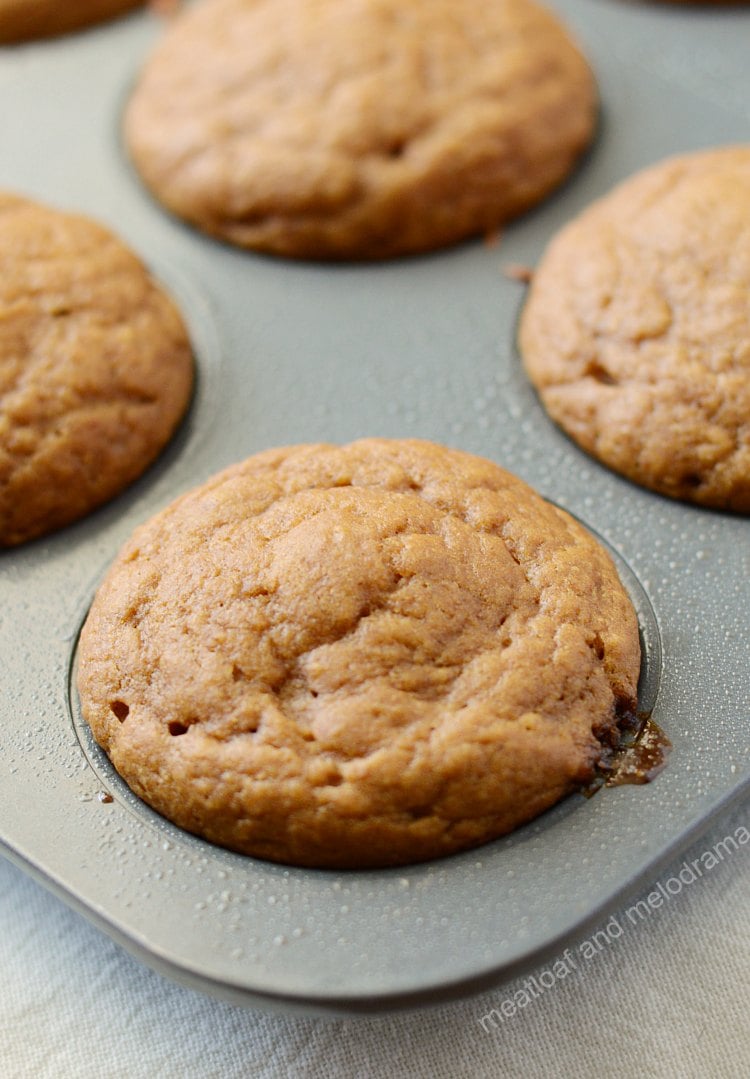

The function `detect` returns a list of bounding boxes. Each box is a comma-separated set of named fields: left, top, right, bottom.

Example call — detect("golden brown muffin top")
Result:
left=78, top=439, right=640, bottom=867
left=520, top=146, right=750, bottom=512
left=0, top=192, right=193, bottom=545
left=124, top=0, right=596, bottom=258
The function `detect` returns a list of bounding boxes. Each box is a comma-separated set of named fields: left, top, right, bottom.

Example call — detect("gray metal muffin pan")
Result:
left=0, top=0, right=748, bottom=1016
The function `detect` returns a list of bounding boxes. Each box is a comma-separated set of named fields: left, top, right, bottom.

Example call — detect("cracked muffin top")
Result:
left=0, top=192, right=193, bottom=546
left=0, top=0, right=143, bottom=43
left=77, top=439, right=640, bottom=868
left=123, top=0, right=596, bottom=259
left=519, top=146, right=750, bottom=512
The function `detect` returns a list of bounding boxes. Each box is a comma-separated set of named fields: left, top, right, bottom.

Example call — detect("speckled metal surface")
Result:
left=0, top=0, right=748, bottom=1015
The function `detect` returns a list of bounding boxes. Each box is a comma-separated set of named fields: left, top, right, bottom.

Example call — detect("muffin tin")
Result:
left=0, top=0, right=748, bottom=1015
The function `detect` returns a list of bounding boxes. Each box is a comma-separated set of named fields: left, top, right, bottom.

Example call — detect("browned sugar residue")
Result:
left=605, top=716, right=672, bottom=787
left=587, top=713, right=671, bottom=796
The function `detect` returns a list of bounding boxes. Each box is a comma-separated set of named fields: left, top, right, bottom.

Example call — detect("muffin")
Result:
left=77, top=439, right=641, bottom=868
left=0, top=192, right=193, bottom=545
left=124, top=0, right=597, bottom=259
left=519, top=147, right=750, bottom=512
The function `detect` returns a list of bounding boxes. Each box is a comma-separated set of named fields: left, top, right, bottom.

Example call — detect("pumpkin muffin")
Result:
left=0, top=192, right=193, bottom=545
left=519, top=147, right=750, bottom=512
left=124, top=0, right=596, bottom=259
left=77, top=439, right=641, bottom=868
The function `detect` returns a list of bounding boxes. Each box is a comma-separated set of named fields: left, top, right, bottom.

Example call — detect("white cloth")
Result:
left=1, top=798, right=748, bottom=1079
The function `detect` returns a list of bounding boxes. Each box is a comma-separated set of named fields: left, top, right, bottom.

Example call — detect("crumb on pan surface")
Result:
left=124, top=0, right=597, bottom=259
left=78, top=439, right=640, bottom=868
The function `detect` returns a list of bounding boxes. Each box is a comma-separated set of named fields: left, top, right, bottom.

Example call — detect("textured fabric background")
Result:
left=1, top=797, right=747, bottom=1079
